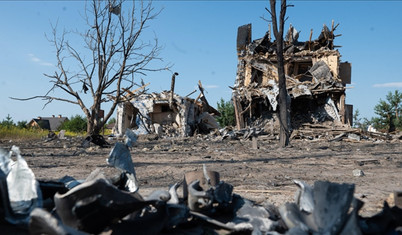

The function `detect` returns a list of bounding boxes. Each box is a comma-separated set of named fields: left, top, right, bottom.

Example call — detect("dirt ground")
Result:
left=1, top=135, right=401, bottom=217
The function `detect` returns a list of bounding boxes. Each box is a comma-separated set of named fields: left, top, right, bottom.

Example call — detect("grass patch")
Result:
left=0, top=127, right=48, bottom=140
left=0, top=127, right=112, bottom=141
left=55, top=129, right=112, bottom=137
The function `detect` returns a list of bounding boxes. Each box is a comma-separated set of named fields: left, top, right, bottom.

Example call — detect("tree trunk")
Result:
left=87, top=105, right=104, bottom=135
left=87, top=118, right=95, bottom=135
left=269, top=0, right=290, bottom=147
left=277, top=41, right=290, bottom=147
left=87, top=118, right=103, bottom=135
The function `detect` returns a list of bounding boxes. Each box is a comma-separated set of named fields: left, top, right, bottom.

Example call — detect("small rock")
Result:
left=153, top=145, right=160, bottom=151
left=353, top=169, right=364, bottom=177
left=386, top=193, right=395, bottom=207
left=348, top=133, right=361, bottom=141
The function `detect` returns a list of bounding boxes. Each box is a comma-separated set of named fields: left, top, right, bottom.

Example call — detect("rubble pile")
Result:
left=217, top=125, right=401, bottom=143
left=232, top=22, right=353, bottom=135
left=1, top=133, right=402, bottom=234
left=114, top=81, right=220, bottom=138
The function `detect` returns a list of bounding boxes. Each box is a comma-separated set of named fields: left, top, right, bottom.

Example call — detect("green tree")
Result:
left=372, top=90, right=402, bottom=132
left=17, top=120, right=28, bottom=129
left=1, top=114, right=15, bottom=128
left=59, top=115, right=87, bottom=133
left=353, top=109, right=371, bottom=131
left=107, top=117, right=116, bottom=125
left=216, top=98, right=235, bottom=127
left=353, top=109, right=361, bottom=128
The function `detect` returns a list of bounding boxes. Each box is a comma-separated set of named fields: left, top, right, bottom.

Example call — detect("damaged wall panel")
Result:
left=232, top=22, right=353, bottom=132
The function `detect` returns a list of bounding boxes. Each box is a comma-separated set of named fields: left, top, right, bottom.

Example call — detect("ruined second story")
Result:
left=232, top=22, right=352, bottom=132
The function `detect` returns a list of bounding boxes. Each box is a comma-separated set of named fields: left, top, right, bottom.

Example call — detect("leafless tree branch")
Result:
left=11, top=0, right=169, bottom=134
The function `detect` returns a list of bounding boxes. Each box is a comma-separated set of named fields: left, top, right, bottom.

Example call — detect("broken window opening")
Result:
left=290, top=94, right=342, bottom=129
left=241, top=98, right=274, bottom=128
left=251, top=68, right=263, bottom=86
left=150, top=103, right=177, bottom=126
left=127, top=115, right=137, bottom=129
left=294, top=62, right=313, bottom=82
left=122, top=103, right=139, bottom=131
left=161, top=104, right=173, bottom=113
left=291, top=98, right=316, bottom=129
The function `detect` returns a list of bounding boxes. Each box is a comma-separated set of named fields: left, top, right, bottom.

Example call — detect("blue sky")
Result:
left=1, top=1, right=401, bottom=122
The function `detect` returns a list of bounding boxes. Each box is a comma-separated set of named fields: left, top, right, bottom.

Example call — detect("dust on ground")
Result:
left=1, top=136, right=401, bottom=217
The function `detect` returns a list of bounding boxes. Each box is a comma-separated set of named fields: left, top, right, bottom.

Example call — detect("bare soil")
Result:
left=1, top=136, right=401, bottom=217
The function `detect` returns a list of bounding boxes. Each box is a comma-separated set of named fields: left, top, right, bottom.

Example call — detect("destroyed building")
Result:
left=232, top=22, right=352, bottom=133
left=114, top=83, right=220, bottom=137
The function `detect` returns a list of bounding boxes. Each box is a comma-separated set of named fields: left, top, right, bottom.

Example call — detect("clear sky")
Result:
left=1, top=1, right=401, bottom=123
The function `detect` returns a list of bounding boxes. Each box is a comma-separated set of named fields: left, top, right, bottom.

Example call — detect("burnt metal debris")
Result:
left=107, top=129, right=139, bottom=193
left=0, top=146, right=41, bottom=226
left=82, top=134, right=110, bottom=148
left=232, top=21, right=354, bottom=140
left=1, top=140, right=402, bottom=234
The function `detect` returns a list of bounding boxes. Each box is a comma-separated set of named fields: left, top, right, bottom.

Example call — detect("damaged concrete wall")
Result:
left=114, top=90, right=219, bottom=137
left=232, top=22, right=352, bottom=132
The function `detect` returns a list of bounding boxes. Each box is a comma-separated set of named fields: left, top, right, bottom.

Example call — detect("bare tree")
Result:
left=11, top=0, right=168, bottom=135
left=266, top=0, right=290, bottom=147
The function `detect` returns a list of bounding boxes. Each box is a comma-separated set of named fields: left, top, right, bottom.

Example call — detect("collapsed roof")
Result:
left=232, top=22, right=352, bottom=133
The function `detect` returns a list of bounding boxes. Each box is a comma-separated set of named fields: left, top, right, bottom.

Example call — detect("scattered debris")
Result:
left=354, top=159, right=380, bottom=167
left=82, top=134, right=110, bottom=148
left=1, top=142, right=402, bottom=234
left=280, top=181, right=356, bottom=234
left=348, top=133, right=361, bottom=141
left=57, top=130, right=66, bottom=140
left=45, top=131, right=58, bottom=142
left=220, top=126, right=265, bottom=140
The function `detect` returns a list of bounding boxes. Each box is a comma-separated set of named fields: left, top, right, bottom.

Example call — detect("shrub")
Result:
left=216, top=98, right=236, bottom=127
left=59, top=115, right=87, bottom=133
left=17, top=120, right=28, bottom=129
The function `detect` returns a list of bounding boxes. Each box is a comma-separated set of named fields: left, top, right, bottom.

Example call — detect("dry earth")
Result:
left=1, top=135, right=401, bottom=218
